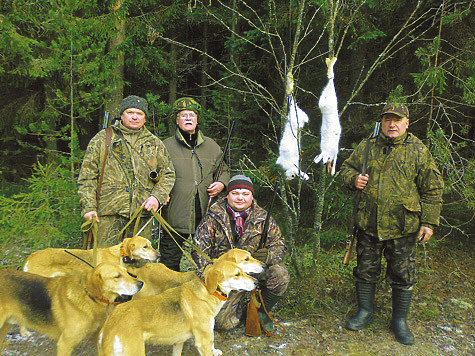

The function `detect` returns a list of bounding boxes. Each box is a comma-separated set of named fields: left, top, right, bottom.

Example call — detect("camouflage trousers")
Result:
left=215, top=262, right=290, bottom=330
left=96, top=214, right=155, bottom=247
left=353, top=230, right=417, bottom=289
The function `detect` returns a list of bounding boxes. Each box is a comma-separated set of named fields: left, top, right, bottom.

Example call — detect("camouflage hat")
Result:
left=120, top=95, right=148, bottom=116
left=380, top=103, right=409, bottom=118
left=172, top=97, right=201, bottom=117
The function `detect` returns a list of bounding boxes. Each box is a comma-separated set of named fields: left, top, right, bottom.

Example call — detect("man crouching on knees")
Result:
left=192, top=174, right=290, bottom=332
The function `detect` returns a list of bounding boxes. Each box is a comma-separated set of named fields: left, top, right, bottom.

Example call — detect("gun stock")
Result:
left=342, top=232, right=355, bottom=265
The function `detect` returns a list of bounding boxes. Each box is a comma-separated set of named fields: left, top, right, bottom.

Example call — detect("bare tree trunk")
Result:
left=200, top=15, right=209, bottom=111
left=105, top=0, right=125, bottom=119
left=168, top=44, right=177, bottom=136
left=312, top=164, right=325, bottom=261
left=312, top=0, right=338, bottom=263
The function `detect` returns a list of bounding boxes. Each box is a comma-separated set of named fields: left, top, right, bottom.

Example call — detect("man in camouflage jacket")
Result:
left=192, top=175, right=290, bottom=331
left=340, top=103, right=444, bottom=345
left=78, top=95, right=175, bottom=247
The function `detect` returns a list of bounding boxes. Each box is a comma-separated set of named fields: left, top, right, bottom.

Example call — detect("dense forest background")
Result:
left=0, top=0, right=473, bottom=269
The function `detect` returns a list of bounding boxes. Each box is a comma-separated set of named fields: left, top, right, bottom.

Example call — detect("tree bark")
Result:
left=105, top=0, right=125, bottom=119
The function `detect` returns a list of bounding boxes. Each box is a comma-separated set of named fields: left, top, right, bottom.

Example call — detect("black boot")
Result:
left=258, top=287, right=281, bottom=332
left=345, top=282, right=376, bottom=331
left=390, top=288, right=415, bottom=345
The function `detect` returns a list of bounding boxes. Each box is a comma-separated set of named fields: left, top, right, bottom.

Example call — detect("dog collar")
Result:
left=85, top=289, right=120, bottom=305
left=120, top=243, right=137, bottom=264
left=200, top=280, right=227, bottom=301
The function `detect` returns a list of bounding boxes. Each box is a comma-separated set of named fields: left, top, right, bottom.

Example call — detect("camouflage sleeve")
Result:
left=150, top=140, right=175, bottom=205
left=417, top=146, right=444, bottom=228
left=340, top=139, right=367, bottom=190
left=265, top=217, right=286, bottom=265
left=192, top=214, right=218, bottom=270
left=77, top=132, right=104, bottom=216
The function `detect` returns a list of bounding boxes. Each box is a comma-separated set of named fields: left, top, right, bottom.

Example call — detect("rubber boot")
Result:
left=258, top=288, right=281, bottom=332
left=390, top=288, right=415, bottom=345
left=345, top=282, right=376, bottom=331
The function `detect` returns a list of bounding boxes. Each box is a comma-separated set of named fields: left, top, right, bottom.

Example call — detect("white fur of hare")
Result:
left=313, top=57, right=341, bottom=175
left=276, top=95, right=310, bottom=180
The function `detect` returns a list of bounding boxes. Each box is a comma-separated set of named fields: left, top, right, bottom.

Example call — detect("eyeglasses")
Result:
left=177, top=113, right=197, bottom=119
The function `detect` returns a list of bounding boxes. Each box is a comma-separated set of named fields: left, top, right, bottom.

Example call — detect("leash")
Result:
left=81, top=218, right=98, bottom=266
left=116, top=207, right=213, bottom=269
left=63, top=250, right=94, bottom=268
left=116, top=207, right=144, bottom=242
left=256, top=288, right=287, bottom=337
left=149, top=208, right=213, bottom=267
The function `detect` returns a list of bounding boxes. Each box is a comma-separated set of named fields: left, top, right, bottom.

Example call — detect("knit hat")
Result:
left=380, top=103, right=409, bottom=118
left=172, top=97, right=201, bottom=117
left=227, top=174, right=254, bottom=194
left=120, top=95, right=148, bottom=116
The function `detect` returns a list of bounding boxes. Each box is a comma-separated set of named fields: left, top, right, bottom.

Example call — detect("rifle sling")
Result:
left=96, top=127, right=112, bottom=205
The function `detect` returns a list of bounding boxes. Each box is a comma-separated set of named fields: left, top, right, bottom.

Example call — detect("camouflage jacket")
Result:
left=192, top=197, right=286, bottom=269
left=164, top=129, right=230, bottom=234
left=340, top=131, right=444, bottom=240
left=78, top=121, right=175, bottom=218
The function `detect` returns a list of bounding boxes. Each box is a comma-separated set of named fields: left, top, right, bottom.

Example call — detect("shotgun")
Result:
left=258, top=180, right=280, bottom=249
left=205, top=120, right=235, bottom=212
left=343, top=121, right=380, bottom=265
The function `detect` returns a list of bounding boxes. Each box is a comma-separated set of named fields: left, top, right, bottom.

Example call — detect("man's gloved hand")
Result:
left=252, top=248, right=269, bottom=264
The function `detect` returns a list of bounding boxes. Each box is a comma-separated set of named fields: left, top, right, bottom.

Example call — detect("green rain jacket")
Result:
left=192, top=197, right=286, bottom=269
left=163, top=129, right=230, bottom=234
left=78, top=120, right=175, bottom=218
left=340, top=131, right=444, bottom=241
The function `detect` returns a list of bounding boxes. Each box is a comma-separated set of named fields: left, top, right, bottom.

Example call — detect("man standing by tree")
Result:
left=192, top=174, right=290, bottom=331
left=78, top=95, right=175, bottom=247
left=340, top=103, right=444, bottom=345
left=161, top=97, right=230, bottom=271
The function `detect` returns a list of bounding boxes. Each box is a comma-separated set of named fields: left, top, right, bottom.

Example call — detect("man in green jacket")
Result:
left=340, top=103, right=444, bottom=345
left=192, top=175, right=289, bottom=331
left=78, top=95, right=175, bottom=247
left=161, top=97, right=230, bottom=271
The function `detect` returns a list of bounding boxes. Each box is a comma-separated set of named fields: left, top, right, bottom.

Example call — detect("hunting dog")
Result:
left=0, top=263, right=143, bottom=356
left=127, top=248, right=265, bottom=299
left=23, top=235, right=159, bottom=277
left=99, top=259, right=257, bottom=356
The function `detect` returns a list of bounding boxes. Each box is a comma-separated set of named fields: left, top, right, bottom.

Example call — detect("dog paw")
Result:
left=19, top=326, right=33, bottom=338
left=213, top=348, right=223, bottom=356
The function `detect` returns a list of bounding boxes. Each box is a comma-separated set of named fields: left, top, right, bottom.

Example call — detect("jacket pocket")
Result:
left=402, top=200, right=421, bottom=236
left=355, top=199, right=369, bottom=231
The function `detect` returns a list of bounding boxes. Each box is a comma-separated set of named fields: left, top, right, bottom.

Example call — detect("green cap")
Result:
left=380, top=103, right=409, bottom=118
left=120, top=95, right=148, bottom=116
left=172, top=97, right=201, bottom=117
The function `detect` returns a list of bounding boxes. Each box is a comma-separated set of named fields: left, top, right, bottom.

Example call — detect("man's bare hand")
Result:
left=83, top=211, right=99, bottom=222
left=142, top=196, right=159, bottom=211
left=207, top=181, right=225, bottom=197
left=355, top=174, right=369, bottom=190
left=417, top=226, right=433, bottom=243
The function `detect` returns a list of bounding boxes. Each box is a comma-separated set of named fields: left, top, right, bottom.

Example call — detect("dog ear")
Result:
left=86, top=269, right=104, bottom=300
left=205, top=269, right=223, bottom=294
left=122, top=238, right=133, bottom=257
